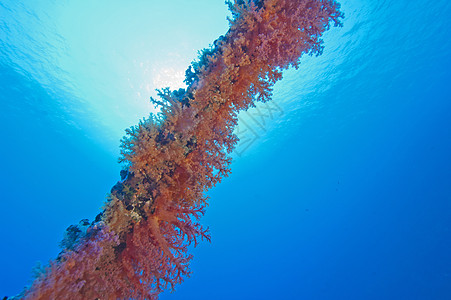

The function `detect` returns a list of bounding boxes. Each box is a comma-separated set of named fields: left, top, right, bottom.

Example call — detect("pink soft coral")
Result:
left=23, top=1, right=343, bottom=299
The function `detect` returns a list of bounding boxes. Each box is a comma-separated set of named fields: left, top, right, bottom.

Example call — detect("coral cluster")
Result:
left=22, top=0, right=342, bottom=299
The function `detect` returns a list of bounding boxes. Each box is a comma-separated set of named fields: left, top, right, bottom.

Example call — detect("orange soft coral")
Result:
left=23, top=1, right=343, bottom=299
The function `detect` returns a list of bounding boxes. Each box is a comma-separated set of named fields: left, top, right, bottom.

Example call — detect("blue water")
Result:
left=1, top=0, right=450, bottom=299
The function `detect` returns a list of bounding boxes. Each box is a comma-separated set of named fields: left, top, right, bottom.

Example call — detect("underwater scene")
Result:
left=0, top=0, right=450, bottom=299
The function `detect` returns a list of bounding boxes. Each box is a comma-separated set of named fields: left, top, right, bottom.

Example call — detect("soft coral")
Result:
left=23, top=0, right=343, bottom=299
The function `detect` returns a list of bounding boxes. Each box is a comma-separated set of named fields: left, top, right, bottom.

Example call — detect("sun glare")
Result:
left=152, top=66, right=186, bottom=91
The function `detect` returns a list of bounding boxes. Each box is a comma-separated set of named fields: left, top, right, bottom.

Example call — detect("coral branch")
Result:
left=20, top=1, right=343, bottom=299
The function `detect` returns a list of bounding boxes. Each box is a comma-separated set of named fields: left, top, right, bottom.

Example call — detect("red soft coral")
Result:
left=23, top=1, right=343, bottom=299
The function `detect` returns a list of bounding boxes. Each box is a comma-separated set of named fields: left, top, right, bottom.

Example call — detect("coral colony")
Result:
left=19, top=0, right=343, bottom=299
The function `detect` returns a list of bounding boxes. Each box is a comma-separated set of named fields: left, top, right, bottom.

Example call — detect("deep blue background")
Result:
left=1, top=0, right=450, bottom=299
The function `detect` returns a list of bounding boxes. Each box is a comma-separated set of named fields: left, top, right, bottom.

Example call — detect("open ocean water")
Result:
left=1, top=0, right=450, bottom=299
